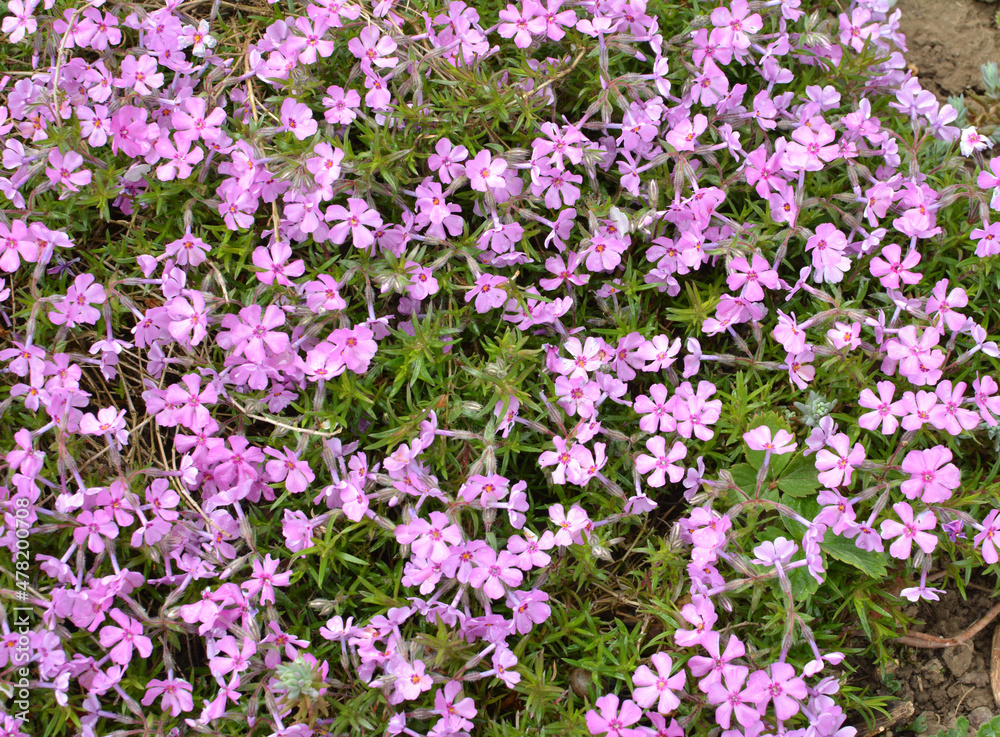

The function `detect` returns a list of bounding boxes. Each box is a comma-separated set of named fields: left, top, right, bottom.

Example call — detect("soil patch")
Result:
left=896, top=0, right=1000, bottom=101
left=867, top=582, right=1000, bottom=737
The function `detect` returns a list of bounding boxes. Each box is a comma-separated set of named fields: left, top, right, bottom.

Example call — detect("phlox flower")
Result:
left=73, top=508, right=118, bottom=553
left=743, top=662, right=807, bottom=721
left=226, top=304, right=289, bottom=362
left=322, top=85, right=361, bottom=125
left=705, top=667, right=758, bottom=730
left=252, top=241, right=305, bottom=287
left=554, top=375, right=601, bottom=418
left=929, top=380, right=980, bottom=435
left=869, top=243, right=921, bottom=289
left=814, top=433, right=864, bottom=488
left=743, top=426, right=796, bottom=454
left=826, top=321, right=861, bottom=351
left=45, top=149, right=91, bottom=193
left=79, top=406, right=129, bottom=448
left=242, top=554, right=291, bottom=605
left=856, top=382, right=904, bottom=435
left=635, top=384, right=676, bottom=433
left=142, top=676, right=194, bottom=717
left=899, top=389, right=938, bottom=431
left=99, top=609, right=153, bottom=665
left=632, top=652, right=685, bottom=714
left=961, top=126, right=993, bottom=157
left=804, top=223, right=850, bottom=284
left=166, top=290, right=210, bottom=347
left=264, top=447, right=315, bottom=494
left=2, top=0, right=38, bottom=43
left=306, top=142, right=345, bottom=188
left=279, top=98, right=318, bottom=140
left=325, top=198, right=384, bottom=253
left=48, top=273, right=106, bottom=328
left=637, top=334, right=681, bottom=372
left=465, top=273, right=509, bottom=313
left=118, top=54, right=163, bottom=95
left=164, top=231, right=210, bottom=266
left=726, top=253, right=779, bottom=302
left=498, top=2, right=546, bottom=48
left=465, top=150, right=507, bottom=192
left=468, top=548, right=522, bottom=599
left=974, top=374, right=1000, bottom=427
left=586, top=694, right=644, bottom=737
left=390, top=657, right=433, bottom=702
left=880, top=501, right=937, bottom=559
left=900, top=447, right=961, bottom=503
left=635, top=436, right=686, bottom=488
left=975, top=510, right=1000, bottom=564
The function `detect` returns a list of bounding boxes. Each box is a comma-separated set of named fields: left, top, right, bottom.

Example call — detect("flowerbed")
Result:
left=2, top=0, right=1000, bottom=735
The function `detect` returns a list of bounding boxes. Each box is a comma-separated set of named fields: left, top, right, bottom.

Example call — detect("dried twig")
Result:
left=991, top=625, right=1000, bottom=708
left=895, top=600, right=1000, bottom=649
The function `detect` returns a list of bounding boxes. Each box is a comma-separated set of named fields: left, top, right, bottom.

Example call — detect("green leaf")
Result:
left=776, top=455, right=822, bottom=498
left=730, top=463, right=757, bottom=495
left=821, top=533, right=888, bottom=579
left=977, top=715, right=1000, bottom=737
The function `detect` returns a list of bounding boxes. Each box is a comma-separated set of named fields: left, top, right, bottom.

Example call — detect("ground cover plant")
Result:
left=4, top=0, right=1000, bottom=734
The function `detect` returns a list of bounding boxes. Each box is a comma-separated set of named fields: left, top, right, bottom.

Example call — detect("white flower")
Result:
left=960, top=126, right=993, bottom=156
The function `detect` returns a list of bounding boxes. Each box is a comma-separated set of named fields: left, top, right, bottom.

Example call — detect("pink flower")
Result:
left=347, top=24, right=397, bottom=69
left=705, top=666, right=759, bottom=729
left=975, top=510, right=1000, bottom=564
left=637, top=334, right=681, bottom=372
left=118, top=54, right=163, bottom=95
left=322, top=85, right=361, bottom=125
left=783, top=117, right=839, bottom=172
left=45, top=149, right=92, bottom=192
left=325, top=197, right=384, bottom=253
left=635, top=384, right=676, bottom=433
left=427, top=138, right=468, bottom=184
left=869, top=243, right=921, bottom=289
left=929, top=380, right=980, bottom=435
left=386, top=656, right=434, bottom=703
left=226, top=304, right=289, bottom=362
left=242, top=554, right=291, bottom=605
left=743, top=426, right=796, bottom=454
left=48, top=273, right=106, bottom=328
left=280, top=98, right=318, bottom=140
left=726, top=253, right=779, bottom=302
left=858, top=381, right=905, bottom=435
left=586, top=694, right=644, bottom=737
left=498, top=2, right=546, bottom=48
left=743, top=662, right=807, bottom=721
left=73, top=509, right=118, bottom=553
left=306, top=142, right=345, bottom=188
left=465, top=150, right=508, bottom=192
left=252, top=241, right=305, bottom=287
left=99, top=609, right=153, bottom=665
left=880, top=501, right=937, bottom=559
left=900, top=447, right=961, bottom=503
left=465, top=273, right=509, bottom=313
left=635, top=436, right=687, bottom=488
left=265, top=447, right=315, bottom=494
left=814, top=432, right=865, bottom=488
left=79, top=406, right=129, bottom=448
left=632, top=652, right=685, bottom=713
left=164, top=231, right=210, bottom=266
left=468, top=548, right=523, bottom=599
left=142, top=677, right=194, bottom=716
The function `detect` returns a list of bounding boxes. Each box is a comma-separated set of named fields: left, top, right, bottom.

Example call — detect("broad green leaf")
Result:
left=821, top=533, right=888, bottom=579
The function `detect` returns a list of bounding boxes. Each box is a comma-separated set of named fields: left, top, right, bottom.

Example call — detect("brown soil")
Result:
left=860, top=581, right=1000, bottom=737
left=896, top=0, right=1000, bottom=101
